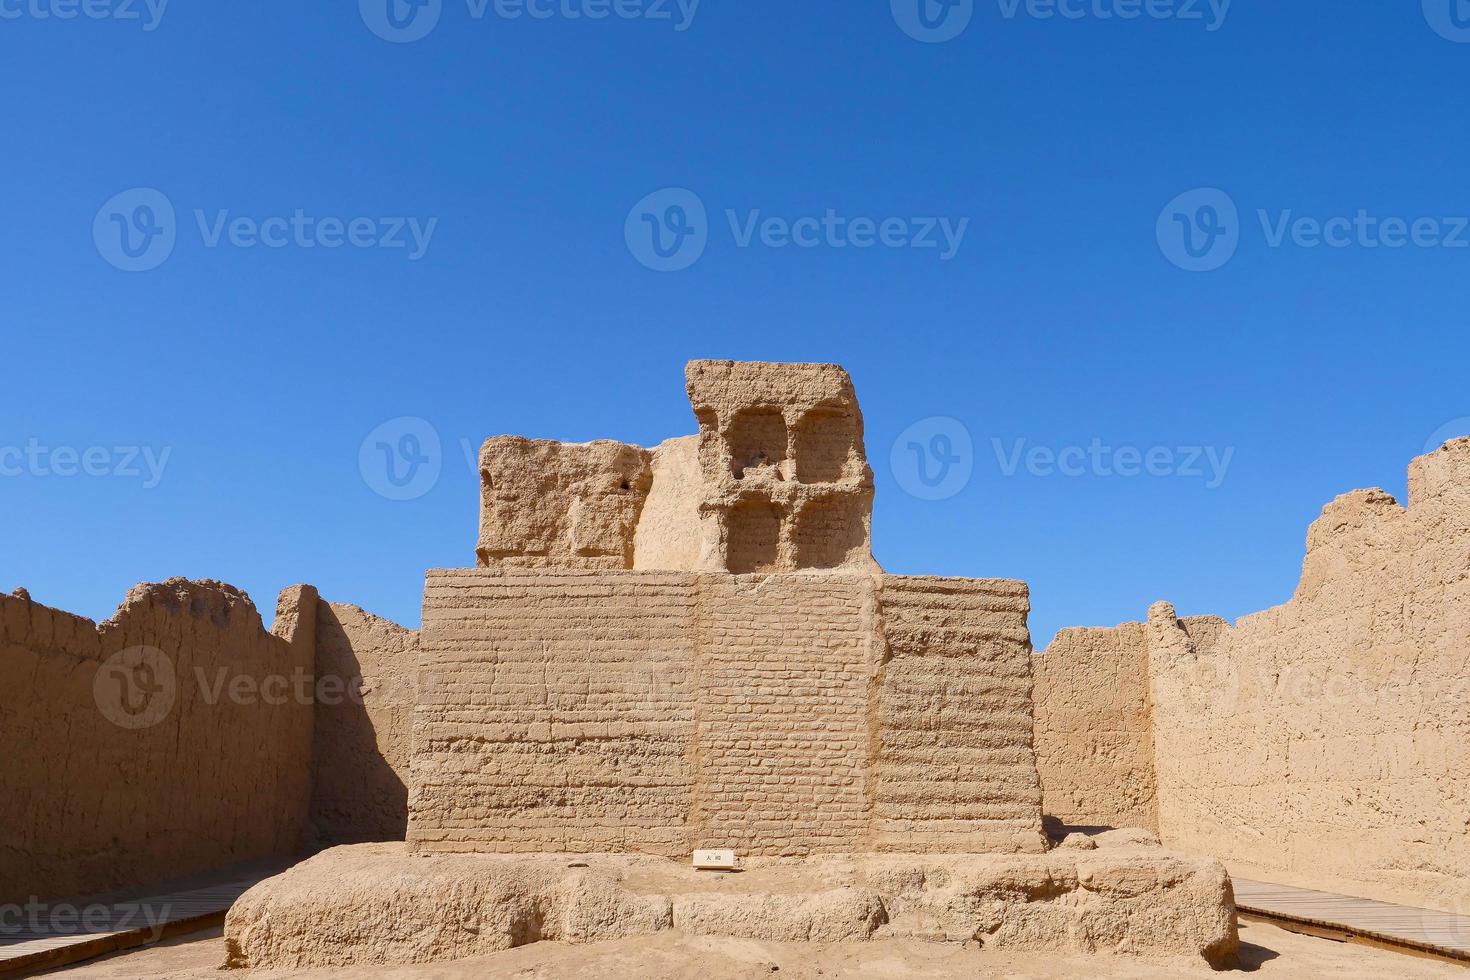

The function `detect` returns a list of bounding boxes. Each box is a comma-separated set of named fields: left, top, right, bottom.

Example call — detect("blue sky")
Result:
left=3, top=1, right=1467, bottom=648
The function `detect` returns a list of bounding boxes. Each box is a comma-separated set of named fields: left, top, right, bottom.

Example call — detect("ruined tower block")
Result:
left=684, top=359, right=880, bottom=574
left=411, top=360, right=1048, bottom=859
left=476, top=437, right=653, bottom=570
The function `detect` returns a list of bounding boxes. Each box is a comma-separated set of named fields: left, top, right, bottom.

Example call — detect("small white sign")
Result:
left=692, top=849, right=738, bottom=871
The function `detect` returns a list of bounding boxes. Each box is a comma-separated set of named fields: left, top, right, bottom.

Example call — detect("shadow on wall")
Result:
left=0, top=579, right=316, bottom=906
left=308, top=601, right=416, bottom=847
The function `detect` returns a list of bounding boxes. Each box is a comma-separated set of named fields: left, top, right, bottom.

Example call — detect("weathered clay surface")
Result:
left=862, top=850, right=1236, bottom=964
left=1032, top=623, right=1158, bottom=832
left=1034, top=438, right=1470, bottom=912
left=408, top=570, right=1046, bottom=858
left=684, top=360, right=880, bottom=574
left=222, top=844, right=1237, bottom=970
left=309, top=600, right=418, bottom=846
left=672, top=889, right=889, bottom=942
left=223, top=844, right=673, bottom=970
left=631, top=434, right=707, bottom=571
left=477, top=436, right=653, bottom=569
left=0, top=579, right=316, bottom=904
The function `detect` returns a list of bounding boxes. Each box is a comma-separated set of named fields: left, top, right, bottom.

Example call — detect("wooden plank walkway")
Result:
left=1235, top=877, right=1470, bottom=966
left=0, top=865, right=280, bottom=977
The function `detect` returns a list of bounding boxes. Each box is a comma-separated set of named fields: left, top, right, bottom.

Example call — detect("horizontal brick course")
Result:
left=408, top=569, right=1046, bottom=857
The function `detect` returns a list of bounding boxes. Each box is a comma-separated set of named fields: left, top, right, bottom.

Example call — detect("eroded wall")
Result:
left=874, top=576, right=1046, bottom=853
left=1035, top=439, right=1470, bottom=911
left=408, top=569, right=1045, bottom=857
left=685, top=359, right=879, bottom=574
left=1031, top=623, right=1158, bottom=833
left=1149, top=440, right=1470, bottom=911
left=309, top=600, right=418, bottom=846
left=0, top=580, right=316, bottom=904
left=477, top=437, right=653, bottom=570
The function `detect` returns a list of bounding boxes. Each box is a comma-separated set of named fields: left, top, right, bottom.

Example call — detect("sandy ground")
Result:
left=39, top=919, right=1468, bottom=980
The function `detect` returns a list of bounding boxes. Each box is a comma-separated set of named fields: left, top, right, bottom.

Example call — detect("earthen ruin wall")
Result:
left=875, top=576, right=1046, bottom=853
left=0, top=580, right=317, bottom=904
left=1033, top=439, right=1470, bottom=912
left=1031, top=623, right=1158, bottom=833
left=408, top=569, right=1046, bottom=857
left=309, top=600, right=419, bottom=847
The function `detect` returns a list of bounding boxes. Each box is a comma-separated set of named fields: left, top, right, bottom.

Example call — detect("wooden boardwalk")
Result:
left=0, top=865, right=280, bottom=977
left=1235, top=878, right=1470, bottom=965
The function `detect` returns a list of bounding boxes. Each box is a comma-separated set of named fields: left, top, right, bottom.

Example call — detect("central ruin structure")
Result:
left=212, top=360, right=1237, bottom=968
left=413, top=360, right=1044, bottom=857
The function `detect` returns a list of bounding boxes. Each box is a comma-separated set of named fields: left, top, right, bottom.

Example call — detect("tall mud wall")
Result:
left=0, top=580, right=316, bottom=903
left=408, top=569, right=1045, bottom=858
left=309, top=600, right=419, bottom=847
left=1032, top=623, right=1158, bottom=834
left=1033, top=439, right=1470, bottom=912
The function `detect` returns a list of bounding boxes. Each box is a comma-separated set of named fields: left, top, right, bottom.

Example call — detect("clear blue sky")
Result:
left=3, top=2, right=1467, bottom=649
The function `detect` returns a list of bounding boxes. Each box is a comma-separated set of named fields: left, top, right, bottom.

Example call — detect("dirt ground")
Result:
left=41, top=919, right=1469, bottom=980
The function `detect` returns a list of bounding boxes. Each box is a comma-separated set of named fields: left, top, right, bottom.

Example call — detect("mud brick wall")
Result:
left=309, top=600, right=418, bottom=847
left=1031, top=623, right=1158, bottom=833
left=1146, top=442, right=1470, bottom=914
left=873, top=577, right=1047, bottom=854
left=408, top=569, right=1047, bottom=857
left=409, top=570, right=699, bottom=854
left=0, top=580, right=315, bottom=904
left=689, top=575, right=880, bottom=854
left=1037, top=440, right=1470, bottom=914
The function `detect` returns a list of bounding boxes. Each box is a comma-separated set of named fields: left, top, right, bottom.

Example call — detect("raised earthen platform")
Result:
left=222, top=842, right=1238, bottom=970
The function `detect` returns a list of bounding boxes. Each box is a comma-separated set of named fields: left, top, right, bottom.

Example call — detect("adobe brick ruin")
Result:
left=421, top=361, right=1040, bottom=857
left=10, top=359, right=1468, bottom=971
left=224, top=359, right=1237, bottom=969
left=476, top=360, right=878, bottom=575
left=1033, top=436, right=1470, bottom=915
